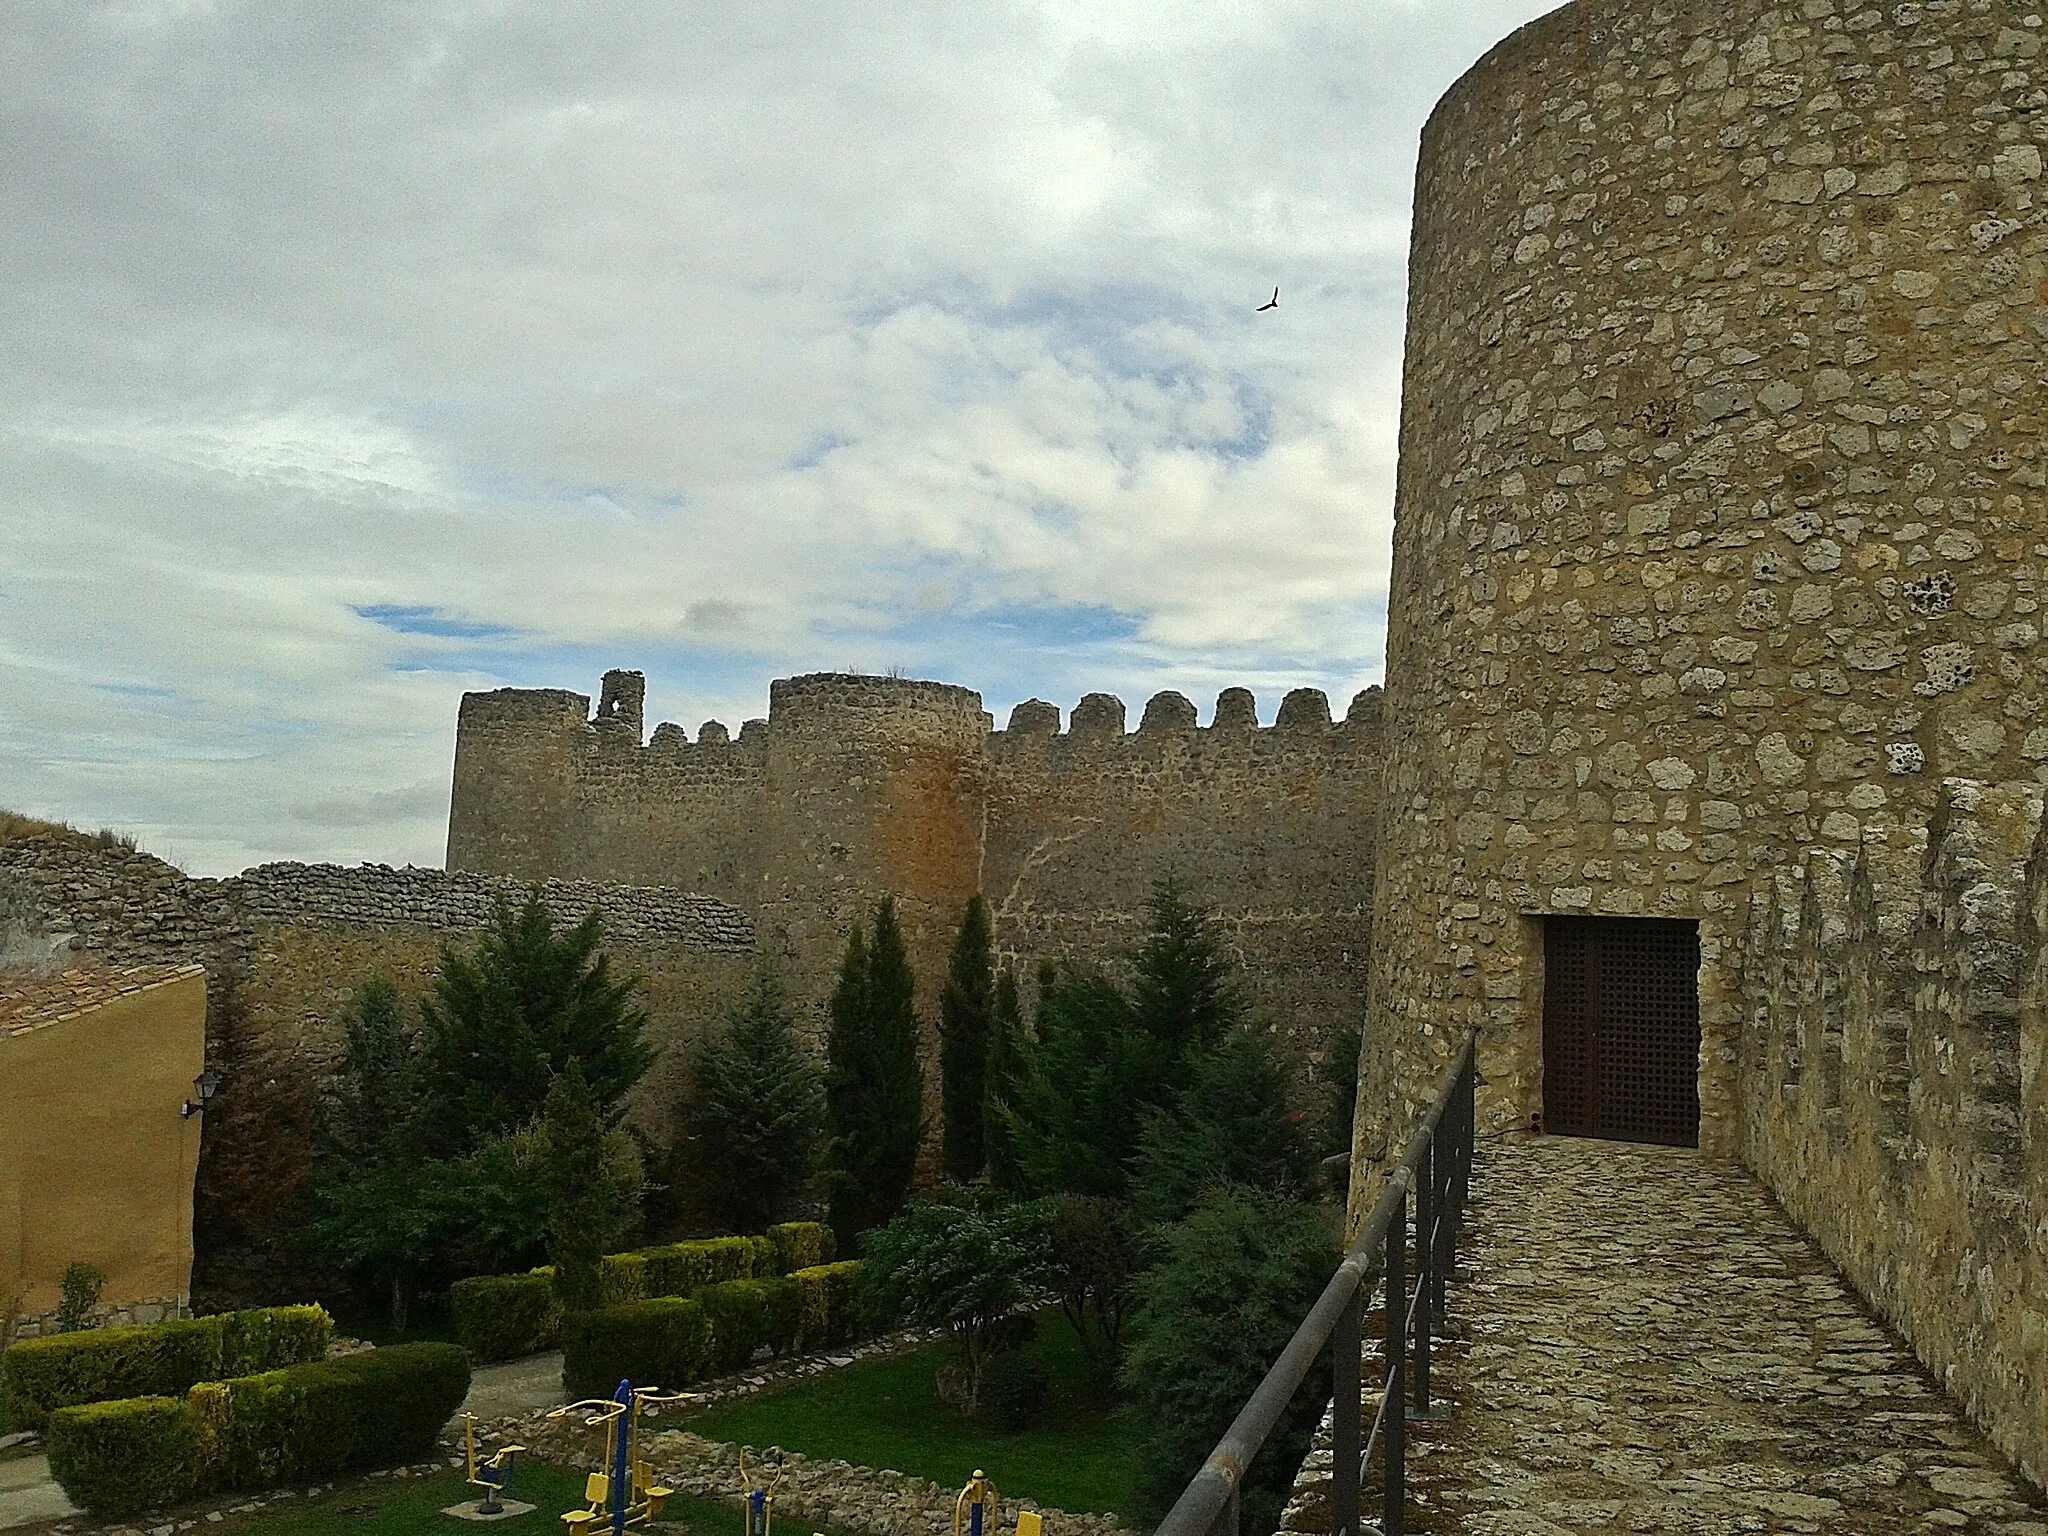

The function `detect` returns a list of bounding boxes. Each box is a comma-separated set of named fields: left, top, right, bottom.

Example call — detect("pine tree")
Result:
left=825, top=898, right=924, bottom=1247
left=304, top=980, right=436, bottom=1329
left=1130, top=1027, right=1317, bottom=1225
left=687, top=968, right=824, bottom=1231
left=418, top=892, right=651, bottom=1150
left=939, top=895, right=996, bottom=1183
left=544, top=1063, right=611, bottom=1313
left=982, top=969, right=1028, bottom=1194
left=1129, top=872, right=1238, bottom=1088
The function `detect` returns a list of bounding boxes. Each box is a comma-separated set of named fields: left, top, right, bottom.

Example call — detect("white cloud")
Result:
left=0, top=0, right=1555, bottom=875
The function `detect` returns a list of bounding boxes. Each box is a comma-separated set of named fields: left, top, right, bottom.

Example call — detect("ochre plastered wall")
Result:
left=0, top=970, right=206, bottom=1320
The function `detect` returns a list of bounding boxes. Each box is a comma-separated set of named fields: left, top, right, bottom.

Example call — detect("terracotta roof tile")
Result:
left=0, top=963, right=206, bottom=1036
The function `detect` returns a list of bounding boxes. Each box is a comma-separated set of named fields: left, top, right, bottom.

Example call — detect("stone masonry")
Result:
left=446, top=670, right=1383, bottom=1076
left=1286, top=1134, right=2048, bottom=1536
left=1356, top=0, right=2048, bottom=1496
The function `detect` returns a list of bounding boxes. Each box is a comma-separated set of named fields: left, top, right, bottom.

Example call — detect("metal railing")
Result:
left=1154, top=1034, right=1480, bottom=1536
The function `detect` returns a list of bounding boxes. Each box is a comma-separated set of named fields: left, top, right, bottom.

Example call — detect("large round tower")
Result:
left=1361, top=0, right=2048, bottom=1164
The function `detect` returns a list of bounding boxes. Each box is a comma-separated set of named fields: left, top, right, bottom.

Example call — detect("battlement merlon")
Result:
left=452, top=674, right=1385, bottom=758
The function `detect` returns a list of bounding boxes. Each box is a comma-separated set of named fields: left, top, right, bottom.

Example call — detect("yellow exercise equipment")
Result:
left=549, top=1381, right=692, bottom=1535
left=460, top=1412, right=527, bottom=1515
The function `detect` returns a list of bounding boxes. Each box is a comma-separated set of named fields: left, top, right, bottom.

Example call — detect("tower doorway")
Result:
left=1541, top=917, right=1701, bottom=1147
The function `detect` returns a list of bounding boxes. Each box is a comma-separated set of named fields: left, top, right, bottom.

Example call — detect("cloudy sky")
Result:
left=2, top=0, right=1555, bottom=876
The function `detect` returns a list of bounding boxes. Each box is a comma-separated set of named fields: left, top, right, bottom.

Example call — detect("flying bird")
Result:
left=1256, top=288, right=1279, bottom=311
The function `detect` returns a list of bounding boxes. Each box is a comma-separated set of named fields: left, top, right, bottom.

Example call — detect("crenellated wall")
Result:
left=1741, top=777, right=2047, bottom=1489
left=446, top=670, right=1384, bottom=1074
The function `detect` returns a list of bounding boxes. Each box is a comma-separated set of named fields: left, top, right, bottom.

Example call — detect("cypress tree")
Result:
left=1129, top=872, right=1238, bottom=1086
left=982, top=969, right=1027, bottom=1194
left=1130, top=1027, right=1317, bottom=1225
left=543, top=1063, right=610, bottom=1313
left=939, top=895, right=996, bottom=1183
left=825, top=899, right=924, bottom=1247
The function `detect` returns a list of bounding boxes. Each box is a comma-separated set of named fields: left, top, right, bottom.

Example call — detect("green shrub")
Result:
left=450, top=1271, right=561, bottom=1362
left=45, top=1396, right=199, bottom=1517
left=695, top=1279, right=802, bottom=1374
left=195, top=1343, right=470, bottom=1494
left=561, top=1300, right=711, bottom=1402
left=977, top=1349, right=1049, bottom=1432
left=640, top=1236, right=773, bottom=1298
left=766, top=1222, right=834, bottom=1274
left=57, top=1264, right=107, bottom=1333
left=3, top=1307, right=332, bottom=1429
left=218, top=1306, right=332, bottom=1378
left=600, top=1252, right=649, bottom=1306
left=788, top=1261, right=864, bottom=1351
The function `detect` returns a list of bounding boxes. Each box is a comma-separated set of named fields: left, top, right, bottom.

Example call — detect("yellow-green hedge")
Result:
left=42, top=1343, right=468, bottom=1520
left=452, top=1234, right=787, bottom=1362
left=3, top=1307, right=332, bottom=1430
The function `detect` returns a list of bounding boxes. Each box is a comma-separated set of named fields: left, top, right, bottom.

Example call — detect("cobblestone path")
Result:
left=1292, top=1135, right=2046, bottom=1536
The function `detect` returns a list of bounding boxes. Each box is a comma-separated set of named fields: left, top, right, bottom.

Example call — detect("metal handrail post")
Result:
left=1331, top=1288, right=1361, bottom=1536
left=1383, top=1183, right=1406, bottom=1536
left=1413, top=1136, right=1433, bottom=1416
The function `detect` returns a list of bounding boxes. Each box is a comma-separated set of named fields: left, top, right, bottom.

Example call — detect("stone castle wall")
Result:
left=1360, top=0, right=2048, bottom=1160
left=1740, top=777, right=2047, bottom=1488
left=0, top=835, right=756, bottom=1302
left=1355, top=0, right=2048, bottom=1493
left=445, top=671, right=1384, bottom=1076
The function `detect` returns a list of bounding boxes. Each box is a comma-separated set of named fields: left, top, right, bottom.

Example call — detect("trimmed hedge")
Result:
left=561, top=1300, right=711, bottom=1403
left=192, top=1343, right=470, bottom=1493
left=43, top=1344, right=467, bottom=1519
left=766, top=1222, right=834, bottom=1274
left=789, top=1262, right=864, bottom=1351
left=640, top=1236, right=773, bottom=1299
left=696, top=1279, right=802, bottom=1374
left=449, top=1272, right=560, bottom=1364
left=4, top=1307, right=332, bottom=1429
left=44, top=1396, right=199, bottom=1518
left=454, top=1236, right=783, bottom=1362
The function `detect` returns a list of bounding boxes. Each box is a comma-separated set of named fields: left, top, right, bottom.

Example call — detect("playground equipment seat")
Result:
left=562, top=1472, right=610, bottom=1533
left=633, top=1460, right=674, bottom=1519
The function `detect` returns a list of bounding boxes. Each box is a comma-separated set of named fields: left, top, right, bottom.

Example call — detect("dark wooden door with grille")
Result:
left=1542, top=917, right=1701, bottom=1146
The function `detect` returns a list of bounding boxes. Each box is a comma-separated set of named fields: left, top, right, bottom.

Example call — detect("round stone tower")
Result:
left=1361, top=0, right=2048, bottom=1165
left=758, top=673, right=994, bottom=1013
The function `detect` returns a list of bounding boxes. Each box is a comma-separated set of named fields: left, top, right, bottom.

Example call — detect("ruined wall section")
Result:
left=1361, top=0, right=2048, bottom=1174
left=448, top=674, right=769, bottom=907
left=0, top=835, right=756, bottom=1302
left=1741, top=778, right=2047, bottom=1488
left=984, top=685, right=1383, bottom=1068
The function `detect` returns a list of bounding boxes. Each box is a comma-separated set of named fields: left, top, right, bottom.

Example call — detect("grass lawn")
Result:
left=195, top=1462, right=851, bottom=1536
left=681, top=1313, right=1142, bottom=1524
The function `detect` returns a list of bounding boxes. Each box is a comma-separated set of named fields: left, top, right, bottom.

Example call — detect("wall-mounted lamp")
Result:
left=181, top=1067, right=223, bottom=1120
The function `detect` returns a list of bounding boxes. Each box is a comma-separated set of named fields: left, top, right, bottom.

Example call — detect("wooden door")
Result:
left=1542, top=917, right=1701, bottom=1146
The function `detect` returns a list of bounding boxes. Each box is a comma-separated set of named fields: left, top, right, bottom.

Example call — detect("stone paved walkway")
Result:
left=1293, top=1135, right=2047, bottom=1536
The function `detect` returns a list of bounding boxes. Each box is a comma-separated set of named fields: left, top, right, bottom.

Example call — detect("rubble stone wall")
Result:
left=1360, top=0, right=2048, bottom=1169
left=445, top=671, right=1385, bottom=1082
left=1739, top=776, right=2047, bottom=1488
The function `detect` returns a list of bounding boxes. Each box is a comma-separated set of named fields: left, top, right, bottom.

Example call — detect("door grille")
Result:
left=1542, top=917, right=1701, bottom=1146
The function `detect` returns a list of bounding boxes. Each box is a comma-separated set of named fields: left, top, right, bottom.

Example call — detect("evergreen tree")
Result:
left=543, top=1063, right=611, bottom=1313
left=825, top=898, right=924, bottom=1247
left=304, top=980, right=437, bottom=1329
left=1002, top=877, right=1244, bottom=1201
left=687, top=968, right=824, bottom=1231
left=1002, top=968, right=1143, bottom=1199
left=982, top=969, right=1028, bottom=1194
left=1120, top=1190, right=1335, bottom=1533
left=939, top=895, right=996, bottom=1183
left=418, top=892, right=651, bottom=1150
left=1130, top=1028, right=1318, bottom=1225
left=1129, top=872, right=1238, bottom=1091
